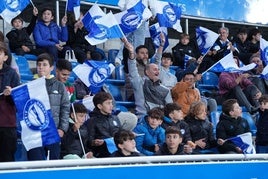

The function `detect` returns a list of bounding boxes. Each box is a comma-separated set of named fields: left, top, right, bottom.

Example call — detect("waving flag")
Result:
left=82, top=3, right=105, bottom=36
left=11, top=77, right=60, bottom=151
left=184, top=54, right=195, bottom=69
left=66, top=0, right=80, bottom=20
left=114, top=0, right=152, bottom=34
left=207, top=52, right=256, bottom=73
left=227, top=132, right=256, bottom=154
left=0, top=0, right=30, bottom=24
left=196, top=26, right=219, bottom=55
left=73, top=60, right=115, bottom=94
left=153, top=1, right=182, bottom=32
left=149, top=23, right=169, bottom=51
left=260, top=37, right=268, bottom=65
left=85, top=12, right=125, bottom=45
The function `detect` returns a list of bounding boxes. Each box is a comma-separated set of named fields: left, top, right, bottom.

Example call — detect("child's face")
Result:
left=0, top=50, right=8, bottom=67
left=230, top=102, right=242, bottom=118
left=166, top=133, right=182, bottom=150
left=37, top=60, right=53, bottom=78
left=195, top=105, right=207, bottom=120
left=161, top=57, right=172, bottom=68
left=119, top=139, right=136, bottom=155
left=98, top=99, right=113, bottom=115
left=56, top=69, right=71, bottom=83
left=148, top=116, right=162, bottom=129
left=72, top=112, right=87, bottom=124
left=170, top=110, right=184, bottom=121
left=180, top=37, right=189, bottom=45
left=260, top=101, right=268, bottom=111
left=42, top=10, right=53, bottom=23
left=12, top=19, right=23, bottom=30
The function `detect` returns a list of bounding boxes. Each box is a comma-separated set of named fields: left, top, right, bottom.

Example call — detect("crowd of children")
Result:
left=1, top=3, right=268, bottom=163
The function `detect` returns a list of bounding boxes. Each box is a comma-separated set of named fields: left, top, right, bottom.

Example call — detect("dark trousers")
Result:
left=27, top=142, right=60, bottom=161
left=0, top=127, right=17, bottom=162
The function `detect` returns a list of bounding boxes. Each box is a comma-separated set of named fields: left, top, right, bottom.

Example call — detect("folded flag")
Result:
left=104, top=137, right=117, bottom=154
left=0, top=0, right=30, bottom=24
left=149, top=23, right=169, bottom=51
left=196, top=26, right=219, bottom=55
left=153, top=1, right=182, bottom=32
left=66, top=0, right=80, bottom=20
left=11, top=77, right=60, bottom=151
left=85, top=12, right=125, bottom=45
left=227, top=132, right=256, bottom=154
left=73, top=60, right=115, bottom=94
left=115, top=0, right=152, bottom=34
left=207, top=52, right=256, bottom=73
left=82, top=3, right=105, bottom=36
left=260, top=37, right=268, bottom=66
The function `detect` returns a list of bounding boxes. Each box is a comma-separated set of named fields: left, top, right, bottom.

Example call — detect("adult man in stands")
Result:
left=123, top=38, right=172, bottom=118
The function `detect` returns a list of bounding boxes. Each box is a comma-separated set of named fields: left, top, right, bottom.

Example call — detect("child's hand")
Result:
left=61, top=15, right=67, bottom=26
left=3, top=86, right=12, bottom=96
left=33, top=7, right=38, bottom=16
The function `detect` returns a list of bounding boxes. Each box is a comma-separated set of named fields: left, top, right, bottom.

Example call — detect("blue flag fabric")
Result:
left=196, top=26, right=219, bottom=55
left=114, top=0, right=152, bottom=34
left=73, top=60, right=115, bottom=94
left=227, top=132, right=256, bottom=154
left=82, top=3, right=105, bottom=36
left=85, top=12, right=125, bottom=45
left=149, top=23, right=169, bottom=51
left=66, top=0, right=80, bottom=20
left=0, top=0, right=30, bottom=24
left=260, top=37, right=268, bottom=66
left=153, top=1, right=182, bottom=32
left=104, top=137, right=117, bottom=154
left=11, top=77, right=60, bottom=151
left=208, top=52, right=256, bottom=73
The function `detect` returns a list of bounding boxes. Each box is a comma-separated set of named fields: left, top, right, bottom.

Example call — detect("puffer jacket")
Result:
left=45, top=77, right=70, bottom=132
left=33, top=20, right=68, bottom=47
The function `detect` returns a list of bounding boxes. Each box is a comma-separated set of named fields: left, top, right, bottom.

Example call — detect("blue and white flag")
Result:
left=11, top=77, right=60, bottom=151
left=73, top=60, right=115, bottom=94
left=258, top=64, right=268, bottom=80
left=149, top=23, right=169, bottom=51
left=76, top=95, right=94, bottom=112
left=196, top=26, right=219, bottom=55
left=227, top=132, right=256, bottom=154
left=114, top=0, right=152, bottom=34
left=0, top=0, right=30, bottom=24
left=104, top=137, right=117, bottom=154
left=85, top=12, right=125, bottom=45
left=153, top=1, right=182, bottom=32
left=260, top=37, right=268, bottom=65
left=184, top=54, right=195, bottom=69
left=66, top=0, right=80, bottom=20
left=208, top=52, right=257, bottom=73
left=82, top=3, right=105, bottom=36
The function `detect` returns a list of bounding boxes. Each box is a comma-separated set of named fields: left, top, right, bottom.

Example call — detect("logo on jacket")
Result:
left=23, top=99, right=49, bottom=131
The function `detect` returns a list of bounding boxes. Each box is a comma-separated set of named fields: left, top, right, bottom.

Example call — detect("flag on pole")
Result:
left=66, top=0, right=80, bottom=20
left=196, top=26, right=219, bottom=55
left=73, top=60, right=115, bottom=94
left=82, top=3, right=105, bottom=36
left=149, top=23, right=169, bottom=51
left=260, top=37, right=268, bottom=65
left=208, top=52, right=257, bottom=73
left=85, top=12, right=125, bottom=45
left=11, top=77, right=60, bottom=151
left=114, top=0, right=152, bottom=34
left=184, top=54, right=195, bottom=69
left=153, top=1, right=182, bottom=32
left=227, top=132, right=256, bottom=154
left=0, top=0, right=30, bottom=24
